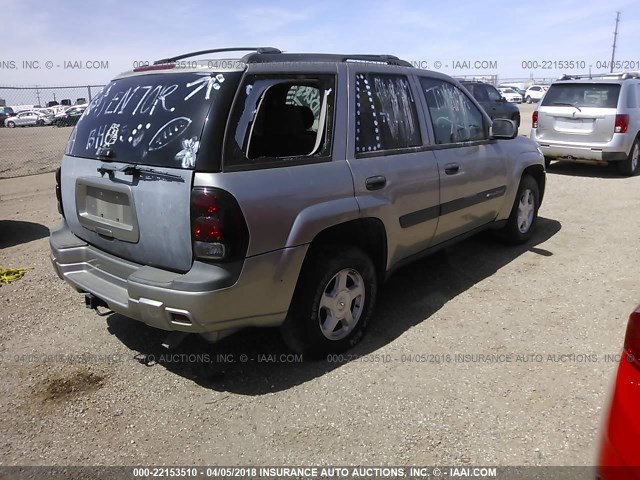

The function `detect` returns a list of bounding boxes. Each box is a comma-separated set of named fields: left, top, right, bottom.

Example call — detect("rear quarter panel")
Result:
left=194, top=161, right=359, bottom=257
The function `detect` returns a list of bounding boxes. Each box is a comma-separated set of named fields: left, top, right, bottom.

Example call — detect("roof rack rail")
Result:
left=558, top=71, right=640, bottom=81
left=240, top=52, right=413, bottom=67
left=340, top=54, right=413, bottom=67
left=154, top=47, right=281, bottom=65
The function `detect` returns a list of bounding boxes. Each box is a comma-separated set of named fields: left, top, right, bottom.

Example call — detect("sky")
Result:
left=2, top=0, right=639, bottom=104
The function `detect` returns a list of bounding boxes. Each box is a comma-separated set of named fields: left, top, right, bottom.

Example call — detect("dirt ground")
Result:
left=0, top=126, right=71, bottom=179
left=1, top=103, right=639, bottom=467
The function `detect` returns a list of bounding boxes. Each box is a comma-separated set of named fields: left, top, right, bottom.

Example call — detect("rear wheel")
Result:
left=526, top=96, right=532, bottom=104
left=281, top=246, right=377, bottom=358
left=618, top=139, right=639, bottom=177
left=497, top=175, right=540, bottom=244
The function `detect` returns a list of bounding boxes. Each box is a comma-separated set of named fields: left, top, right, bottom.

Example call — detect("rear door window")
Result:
left=467, top=84, right=489, bottom=102
left=67, top=71, right=241, bottom=169
left=354, top=73, right=421, bottom=155
left=224, top=74, right=336, bottom=170
left=541, top=83, right=621, bottom=108
left=485, top=85, right=502, bottom=102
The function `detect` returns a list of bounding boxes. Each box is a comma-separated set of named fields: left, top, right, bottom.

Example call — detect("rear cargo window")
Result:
left=626, top=84, right=637, bottom=108
left=224, top=74, right=336, bottom=170
left=66, top=72, right=241, bottom=169
left=541, top=83, right=621, bottom=108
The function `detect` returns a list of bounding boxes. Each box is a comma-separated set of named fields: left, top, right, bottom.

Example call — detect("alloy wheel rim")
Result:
left=318, top=268, right=365, bottom=341
left=517, top=188, right=535, bottom=233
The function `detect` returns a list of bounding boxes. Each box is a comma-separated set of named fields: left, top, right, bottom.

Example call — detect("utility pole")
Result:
left=35, top=86, right=41, bottom=106
left=610, top=11, right=620, bottom=73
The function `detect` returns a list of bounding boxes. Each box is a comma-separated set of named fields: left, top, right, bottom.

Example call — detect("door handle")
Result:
left=365, top=175, right=387, bottom=191
left=444, top=164, right=460, bottom=175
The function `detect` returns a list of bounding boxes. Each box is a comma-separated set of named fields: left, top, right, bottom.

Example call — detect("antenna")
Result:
left=610, top=12, right=621, bottom=73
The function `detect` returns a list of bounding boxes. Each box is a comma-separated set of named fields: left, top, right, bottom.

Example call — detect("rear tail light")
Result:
left=614, top=114, right=629, bottom=134
left=623, top=305, right=640, bottom=370
left=55, top=167, right=64, bottom=217
left=190, top=187, right=249, bottom=261
left=532, top=111, right=538, bottom=129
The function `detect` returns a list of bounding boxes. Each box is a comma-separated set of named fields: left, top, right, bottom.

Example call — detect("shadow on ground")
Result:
left=106, top=217, right=562, bottom=395
left=0, top=220, right=50, bottom=249
left=546, top=161, right=626, bottom=179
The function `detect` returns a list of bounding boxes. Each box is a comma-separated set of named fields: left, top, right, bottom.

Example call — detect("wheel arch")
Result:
left=305, top=218, right=388, bottom=281
left=523, top=164, right=546, bottom=205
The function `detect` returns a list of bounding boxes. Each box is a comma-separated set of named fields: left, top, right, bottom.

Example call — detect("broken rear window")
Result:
left=66, top=71, right=241, bottom=169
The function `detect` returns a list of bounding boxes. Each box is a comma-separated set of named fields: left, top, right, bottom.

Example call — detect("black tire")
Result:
left=281, top=246, right=377, bottom=358
left=497, top=175, right=540, bottom=244
left=36, top=119, right=44, bottom=126
left=6, top=121, right=15, bottom=128
left=617, top=139, right=640, bottom=177
left=544, top=157, right=552, bottom=169
left=511, top=112, right=521, bottom=128
left=526, top=96, right=532, bottom=104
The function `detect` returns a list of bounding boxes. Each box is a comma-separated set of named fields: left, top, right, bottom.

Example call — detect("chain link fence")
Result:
left=0, top=85, right=104, bottom=178
left=0, top=77, right=557, bottom=180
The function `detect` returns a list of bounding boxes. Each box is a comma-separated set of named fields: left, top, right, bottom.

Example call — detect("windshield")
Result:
left=67, top=71, right=241, bottom=169
left=541, top=83, right=621, bottom=108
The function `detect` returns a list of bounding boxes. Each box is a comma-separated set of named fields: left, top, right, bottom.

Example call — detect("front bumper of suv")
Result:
left=49, top=222, right=307, bottom=339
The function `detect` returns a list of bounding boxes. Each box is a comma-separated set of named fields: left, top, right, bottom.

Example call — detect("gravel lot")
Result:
left=1, top=102, right=639, bottom=467
left=0, top=126, right=71, bottom=179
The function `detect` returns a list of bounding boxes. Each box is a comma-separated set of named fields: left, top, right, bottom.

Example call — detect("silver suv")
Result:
left=50, top=47, right=546, bottom=357
left=530, top=72, right=640, bottom=176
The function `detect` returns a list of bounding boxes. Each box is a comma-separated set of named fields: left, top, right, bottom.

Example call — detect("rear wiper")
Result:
left=551, top=102, right=582, bottom=112
left=122, top=165, right=183, bottom=181
left=97, top=163, right=183, bottom=181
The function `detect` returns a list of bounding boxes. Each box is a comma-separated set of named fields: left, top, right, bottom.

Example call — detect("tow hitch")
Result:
left=85, top=293, right=108, bottom=310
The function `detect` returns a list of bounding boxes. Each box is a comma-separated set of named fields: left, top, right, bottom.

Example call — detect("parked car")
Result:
left=0, top=106, right=15, bottom=126
left=524, top=85, right=548, bottom=103
left=498, top=87, right=523, bottom=103
left=50, top=47, right=545, bottom=357
left=4, top=110, right=53, bottom=127
left=461, top=81, right=521, bottom=127
left=530, top=72, right=640, bottom=175
left=52, top=105, right=86, bottom=127
left=598, top=304, right=640, bottom=478
left=500, top=84, right=527, bottom=98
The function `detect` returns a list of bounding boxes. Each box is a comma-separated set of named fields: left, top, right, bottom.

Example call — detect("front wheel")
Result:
left=497, top=175, right=540, bottom=244
left=526, top=96, right=532, bottom=104
left=281, top=246, right=377, bottom=358
left=6, top=121, right=15, bottom=128
left=618, top=139, right=639, bottom=177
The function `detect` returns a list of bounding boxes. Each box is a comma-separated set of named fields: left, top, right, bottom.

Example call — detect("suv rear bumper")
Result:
left=49, top=223, right=307, bottom=338
left=531, top=130, right=630, bottom=162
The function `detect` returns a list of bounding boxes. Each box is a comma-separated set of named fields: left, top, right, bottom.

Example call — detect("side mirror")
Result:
left=490, top=118, right=517, bottom=139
